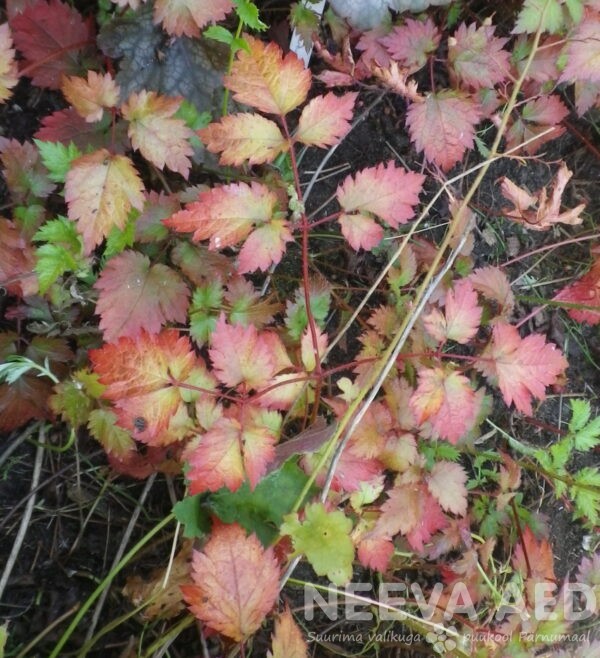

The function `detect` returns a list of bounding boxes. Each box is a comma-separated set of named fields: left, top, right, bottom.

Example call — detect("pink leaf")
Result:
left=554, top=257, right=600, bottom=325
left=209, top=315, right=292, bottom=391
left=423, top=278, right=482, bottom=344
left=448, top=22, right=510, bottom=89
left=476, top=322, right=568, bottom=415
left=406, top=91, right=481, bottom=171
left=381, top=18, right=441, bottom=71
left=409, top=367, right=479, bottom=444
left=237, top=219, right=293, bottom=273
left=336, top=160, right=424, bottom=228
left=338, top=213, right=384, bottom=251
left=94, top=251, right=190, bottom=343
left=560, top=18, right=600, bottom=84
left=427, top=461, right=468, bottom=516
left=295, top=92, right=357, bottom=148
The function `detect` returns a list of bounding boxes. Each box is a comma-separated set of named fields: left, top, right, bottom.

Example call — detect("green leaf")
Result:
left=573, top=417, right=600, bottom=452
left=565, top=0, right=584, bottom=23
left=35, top=243, right=78, bottom=293
left=281, top=502, right=354, bottom=585
left=569, top=399, right=591, bottom=433
left=189, top=282, right=223, bottom=345
left=285, top=282, right=331, bottom=340
left=103, top=213, right=136, bottom=259
left=34, top=140, right=82, bottom=183
left=571, top=467, right=600, bottom=528
left=176, top=100, right=211, bottom=131
left=34, top=216, right=82, bottom=252
left=50, top=379, right=94, bottom=428
left=87, top=408, right=135, bottom=457
left=208, top=462, right=312, bottom=546
left=203, top=25, right=234, bottom=45
left=234, top=0, right=267, bottom=30
left=173, top=494, right=210, bottom=538
left=513, top=0, right=565, bottom=34
left=549, top=439, right=571, bottom=471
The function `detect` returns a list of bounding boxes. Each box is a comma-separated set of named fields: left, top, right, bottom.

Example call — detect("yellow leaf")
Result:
left=0, top=24, right=18, bottom=104
left=65, top=149, right=145, bottom=254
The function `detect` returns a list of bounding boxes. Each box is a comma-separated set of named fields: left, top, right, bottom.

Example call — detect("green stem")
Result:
left=221, top=19, right=244, bottom=116
left=49, top=512, right=175, bottom=658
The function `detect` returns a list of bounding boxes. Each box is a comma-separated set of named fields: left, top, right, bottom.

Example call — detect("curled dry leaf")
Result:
left=122, top=541, right=192, bottom=620
left=500, top=163, right=585, bottom=231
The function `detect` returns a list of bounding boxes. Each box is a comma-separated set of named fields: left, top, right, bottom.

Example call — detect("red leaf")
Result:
left=295, top=92, right=357, bottom=148
left=209, top=315, right=292, bottom=391
left=34, top=108, right=118, bottom=151
left=512, top=526, right=556, bottom=585
left=505, top=95, right=568, bottom=155
left=410, top=367, right=480, bottom=444
left=187, top=406, right=280, bottom=492
left=476, top=322, right=568, bottom=415
left=381, top=17, right=441, bottom=71
left=406, top=91, right=481, bottom=171
left=182, top=523, right=280, bottom=641
left=554, top=256, right=600, bottom=325
left=336, top=161, right=424, bottom=240
left=0, top=217, right=37, bottom=296
left=10, top=0, right=94, bottom=89
left=94, top=250, right=190, bottom=343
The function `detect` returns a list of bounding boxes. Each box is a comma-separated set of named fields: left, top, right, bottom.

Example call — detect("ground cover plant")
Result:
left=0, top=0, right=599, bottom=656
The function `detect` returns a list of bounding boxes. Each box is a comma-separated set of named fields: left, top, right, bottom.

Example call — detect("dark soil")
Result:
left=1, top=13, right=600, bottom=658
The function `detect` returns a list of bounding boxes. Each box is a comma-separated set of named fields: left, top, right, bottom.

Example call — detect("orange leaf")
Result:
left=94, top=250, right=190, bottom=343
left=61, top=71, right=120, bottom=122
left=182, top=523, right=280, bottom=641
left=89, top=330, right=196, bottom=443
left=268, top=607, right=308, bottom=658
left=295, top=92, right=357, bottom=148
left=199, top=113, right=287, bottom=166
left=65, top=149, right=145, bottom=254
left=121, top=90, right=194, bottom=177
left=0, top=24, right=18, bottom=103
left=225, top=36, right=311, bottom=116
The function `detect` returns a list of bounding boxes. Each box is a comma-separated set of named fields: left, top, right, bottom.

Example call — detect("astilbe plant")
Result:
left=0, top=0, right=599, bottom=656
